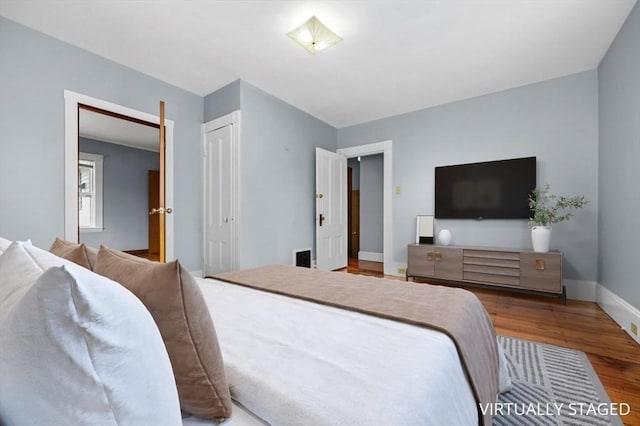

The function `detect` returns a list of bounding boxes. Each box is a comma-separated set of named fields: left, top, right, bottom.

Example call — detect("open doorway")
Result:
left=64, top=90, right=175, bottom=261
left=347, top=155, right=383, bottom=276
left=78, top=107, right=160, bottom=260
left=338, top=140, right=393, bottom=276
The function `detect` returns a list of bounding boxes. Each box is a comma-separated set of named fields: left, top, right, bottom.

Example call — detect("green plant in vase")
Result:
left=528, top=184, right=588, bottom=252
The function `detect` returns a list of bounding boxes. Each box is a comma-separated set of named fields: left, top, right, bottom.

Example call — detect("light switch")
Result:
left=395, top=185, right=402, bottom=195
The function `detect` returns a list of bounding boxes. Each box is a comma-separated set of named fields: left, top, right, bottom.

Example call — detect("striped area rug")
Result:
left=494, top=335, right=623, bottom=426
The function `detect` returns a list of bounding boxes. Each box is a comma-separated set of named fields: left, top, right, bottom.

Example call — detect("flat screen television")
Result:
left=435, top=157, right=536, bottom=219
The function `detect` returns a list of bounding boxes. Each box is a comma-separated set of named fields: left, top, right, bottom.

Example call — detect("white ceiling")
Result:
left=0, top=0, right=636, bottom=128
left=79, top=109, right=159, bottom=152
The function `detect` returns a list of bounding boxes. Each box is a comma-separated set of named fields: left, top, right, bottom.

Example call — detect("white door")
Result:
left=204, top=124, right=236, bottom=276
left=315, top=148, right=348, bottom=270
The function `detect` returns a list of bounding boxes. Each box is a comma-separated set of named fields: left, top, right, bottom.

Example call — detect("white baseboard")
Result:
left=596, top=284, right=640, bottom=345
left=388, top=262, right=407, bottom=277
left=564, top=279, right=596, bottom=302
left=358, top=251, right=384, bottom=262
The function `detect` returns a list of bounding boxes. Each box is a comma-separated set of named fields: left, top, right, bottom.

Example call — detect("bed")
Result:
left=0, top=237, right=511, bottom=426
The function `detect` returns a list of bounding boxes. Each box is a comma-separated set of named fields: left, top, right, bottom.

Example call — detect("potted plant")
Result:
left=528, top=184, right=588, bottom=252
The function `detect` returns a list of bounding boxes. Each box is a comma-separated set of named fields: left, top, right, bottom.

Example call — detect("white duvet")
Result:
left=192, top=277, right=511, bottom=426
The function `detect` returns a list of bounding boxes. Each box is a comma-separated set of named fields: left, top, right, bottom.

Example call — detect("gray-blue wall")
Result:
left=359, top=154, right=384, bottom=254
left=0, top=16, right=203, bottom=270
left=348, top=158, right=360, bottom=190
left=204, top=79, right=240, bottom=122
left=338, top=71, right=599, bottom=281
left=237, top=81, right=337, bottom=267
left=598, top=3, right=640, bottom=309
left=204, top=80, right=337, bottom=267
left=79, top=138, right=159, bottom=251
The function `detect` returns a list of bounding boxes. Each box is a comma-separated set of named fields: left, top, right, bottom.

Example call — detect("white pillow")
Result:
left=0, top=243, right=182, bottom=425
left=0, top=242, right=43, bottom=324
left=0, top=241, right=89, bottom=324
left=0, top=238, right=32, bottom=256
left=0, top=237, right=11, bottom=255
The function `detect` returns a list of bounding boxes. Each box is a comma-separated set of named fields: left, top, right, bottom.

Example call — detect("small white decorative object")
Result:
left=438, top=229, right=452, bottom=246
left=531, top=226, right=551, bottom=252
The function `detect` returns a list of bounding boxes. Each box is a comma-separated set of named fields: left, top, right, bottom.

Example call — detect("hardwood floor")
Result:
left=123, top=249, right=160, bottom=262
left=345, top=259, right=640, bottom=426
left=347, top=257, right=383, bottom=276
left=474, top=288, right=640, bottom=426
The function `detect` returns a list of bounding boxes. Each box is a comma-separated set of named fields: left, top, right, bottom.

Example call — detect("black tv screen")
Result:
left=435, top=157, right=536, bottom=219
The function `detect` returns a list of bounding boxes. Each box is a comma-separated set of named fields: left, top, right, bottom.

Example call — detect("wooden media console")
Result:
left=406, top=244, right=565, bottom=303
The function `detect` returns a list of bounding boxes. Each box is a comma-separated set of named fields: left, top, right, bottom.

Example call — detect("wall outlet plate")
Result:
left=631, top=323, right=638, bottom=336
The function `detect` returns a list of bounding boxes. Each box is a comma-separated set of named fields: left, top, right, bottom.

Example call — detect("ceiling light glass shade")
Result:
left=287, top=16, right=343, bottom=54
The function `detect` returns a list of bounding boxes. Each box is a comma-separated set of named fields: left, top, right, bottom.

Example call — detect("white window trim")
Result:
left=79, top=152, right=104, bottom=232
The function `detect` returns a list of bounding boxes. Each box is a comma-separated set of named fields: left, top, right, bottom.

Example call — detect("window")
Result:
left=78, top=152, right=103, bottom=231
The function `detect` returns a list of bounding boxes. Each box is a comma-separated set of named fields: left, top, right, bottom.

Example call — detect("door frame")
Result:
left=337, top=140, right=393, bottom=276
left=201, top=110, right=241, bottom=272
left=63, top=90, right=175, bottom=260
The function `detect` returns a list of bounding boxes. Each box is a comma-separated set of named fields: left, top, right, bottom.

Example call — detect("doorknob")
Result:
left=149, top=207, right=173, bottom=215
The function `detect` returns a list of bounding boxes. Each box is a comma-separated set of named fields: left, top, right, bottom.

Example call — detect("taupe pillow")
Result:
left=84, top=245, right=99, bottom=270
left=49, top=238, right=93, bottom=270
left=94, top=246, right=232, bottom=420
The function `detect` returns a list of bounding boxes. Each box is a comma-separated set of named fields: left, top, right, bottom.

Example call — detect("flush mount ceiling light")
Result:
left=287, top=16, right=343, bottom=54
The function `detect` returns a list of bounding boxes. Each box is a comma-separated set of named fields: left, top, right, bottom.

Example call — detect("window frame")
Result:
left=78, top=152, right=104, bottom=232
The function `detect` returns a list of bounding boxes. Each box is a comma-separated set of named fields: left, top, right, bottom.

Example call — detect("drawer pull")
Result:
left=535, top=259, right=545, bottom=271
left=426, top=252, right=434, bottom=260
left=434, top=252, right=442, bottom=261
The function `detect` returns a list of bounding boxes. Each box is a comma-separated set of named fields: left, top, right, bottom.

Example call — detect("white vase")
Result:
left=531, top=226, right=551, bottom=252
left=438, top=229, right=452, bottom=246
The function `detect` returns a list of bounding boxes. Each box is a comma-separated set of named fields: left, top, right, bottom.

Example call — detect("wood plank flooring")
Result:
left=345, top=258, right=640, bottom=426
left=122, top=249, right=160, bottom=262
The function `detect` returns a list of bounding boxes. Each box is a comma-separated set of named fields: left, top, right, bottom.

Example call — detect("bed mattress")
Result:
left=192, top=276, right=509, bottom=425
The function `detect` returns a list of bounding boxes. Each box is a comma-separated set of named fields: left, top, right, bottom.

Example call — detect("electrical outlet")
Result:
left=631, top=323, right=638, bottom=336
left=397, top=267, right=406, bottom=274
left=395, top=186, right=402, bottom=195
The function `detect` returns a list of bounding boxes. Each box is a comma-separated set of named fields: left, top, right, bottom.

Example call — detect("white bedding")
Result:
left=183, top=401, right=267, bottom=426
left=195, top=276, right=509, bottom=426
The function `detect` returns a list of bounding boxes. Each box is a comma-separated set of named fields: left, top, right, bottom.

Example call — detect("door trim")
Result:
left=202, top=110, right=241, bottom=272
left=337, top=140, right=393, bottom=276
left=63, top=90, right=175, bottom=260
